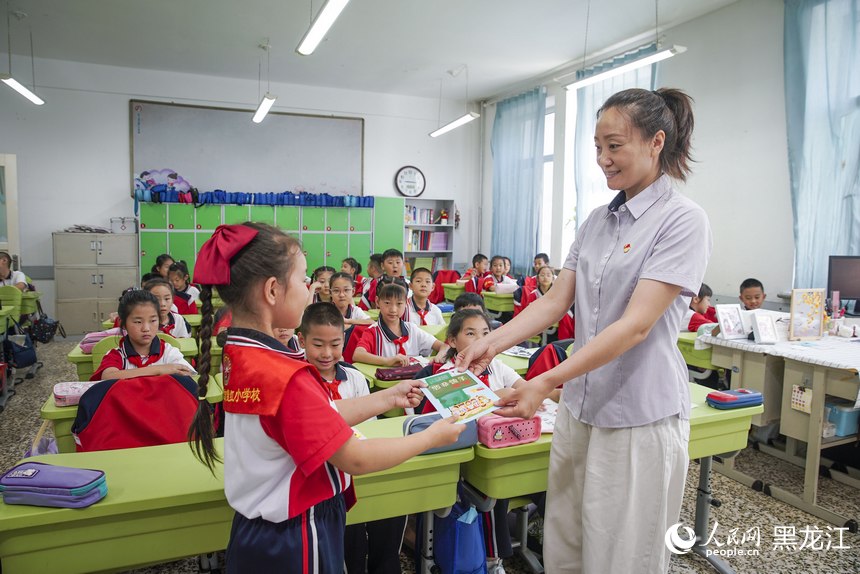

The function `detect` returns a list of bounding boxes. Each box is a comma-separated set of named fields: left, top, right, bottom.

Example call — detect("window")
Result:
left=539, top=95, right=555, bottom=262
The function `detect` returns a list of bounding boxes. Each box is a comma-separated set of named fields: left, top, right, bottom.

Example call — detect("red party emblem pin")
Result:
left=623, top=243, right=631, bottom=253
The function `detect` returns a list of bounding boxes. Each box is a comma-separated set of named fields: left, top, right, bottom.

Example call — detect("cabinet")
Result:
left=54, top=233, right=138, bottom=335
left=403, top=199, right=455, bottom=272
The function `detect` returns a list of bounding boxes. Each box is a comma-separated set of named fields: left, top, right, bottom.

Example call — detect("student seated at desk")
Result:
left=0, top=251, right=27, bottom=291
left=144, top=278, right=192, bottom=338
left=352, top=282, right=448, bottom=366
left=454, top=293, right=502, bottom=330
left=482, top=255, right=518, bottom=293
left=463, top=253, right=491, bottom=294
left=91, top=290, right=195, bottom=381
left=330, top=272, right=373, bottom=326
left=415, top=309, right=559, bottom=573
left=307, top=265, right=336, bottom=305
left=141, top=253, right=174, bottom=284
left=358, top=249, right=409, bottom=311
left=358, top=253, right=384, bottom=310
left=739, top=277, right=766, bottom=310
left=405, top=267, right=445, bottom=326
left=514, top=265, right=555, bottom=318
left=683, top=283, right=718, bottom=332
left=341, top=257, right=365, bottom=294
left=168, top=260, right=199, bottom=314
left=187, top=223, right=463, bottom=573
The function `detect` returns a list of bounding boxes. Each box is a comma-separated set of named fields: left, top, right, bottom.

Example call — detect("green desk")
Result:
left=482, top=292, right=514, bottom=313
left=367, top=308, right=379, bottom=321
left=420, top=323, right=447, bottom=341
left=347, top=416, right=474, bottom=524
left=0, top=419, right=472, bottom=573
left=19, top=291, right=40, bottom=316
left=677, top=332, right=716, bottom=371
left=0, top=439, right=231, bottom=574
left=66, top=337, right=199, bottom=382
left=40, top=376, right=223, bottom=454
left=442, top=283, right=465, bottom=303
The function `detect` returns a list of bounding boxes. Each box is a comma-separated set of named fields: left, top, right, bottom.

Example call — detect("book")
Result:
left=419, top=369, right=500, bottom=423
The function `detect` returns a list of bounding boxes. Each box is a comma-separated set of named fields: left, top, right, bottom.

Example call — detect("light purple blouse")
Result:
left=562, top=174, right=712, bottom=428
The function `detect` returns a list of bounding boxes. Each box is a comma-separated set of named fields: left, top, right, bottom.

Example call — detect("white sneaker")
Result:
left=487, top=558, right=506, bottom=574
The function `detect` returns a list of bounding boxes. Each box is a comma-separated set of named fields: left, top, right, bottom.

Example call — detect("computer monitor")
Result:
left=827, top=256, right=860, bottom=301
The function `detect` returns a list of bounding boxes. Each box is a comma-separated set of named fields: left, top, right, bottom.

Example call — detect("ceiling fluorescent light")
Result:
left=252, top=93, right=277, bottom=123
left=296, top=0, right=350, bottom=56
left=565, top=45, right=686, bottom=91
left=429, top=112, right=480, bottom=138
left=1, top=74, right=43, bottom=105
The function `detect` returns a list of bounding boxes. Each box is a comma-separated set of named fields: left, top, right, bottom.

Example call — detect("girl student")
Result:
left=513, top=265, right=555, bottom=317
left=458, top=88, right=710, bottom=573
left=91, top=290, right=195, bottom=381
left=168, top=260, right=200, bottom=306
left=143, top=253, right=174, bottom=283
left=187, top=223, right=464, bottom=573
left=340, top=257, right=364, bottom=294
left=307, top=265, right=336, bottom=305
left=482, top=255, right=517, bottom=292
left=143, top=278, right=192, bottom=338
left=414, top=309, right=559, bottom=574
left=329, top=272, right=373, bottom=326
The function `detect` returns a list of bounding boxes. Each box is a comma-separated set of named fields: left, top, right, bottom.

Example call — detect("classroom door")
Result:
left=0, top=155, right=21, bottom=263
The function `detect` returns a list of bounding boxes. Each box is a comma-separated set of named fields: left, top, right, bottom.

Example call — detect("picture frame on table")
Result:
left=751, top=312, right=779, bottom=345
left=789, top=288, right=825, bottom=341
left=715, top=304, right=748, bottom=340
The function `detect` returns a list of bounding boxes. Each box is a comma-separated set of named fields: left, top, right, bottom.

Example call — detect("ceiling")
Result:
left=4, top=0, right=738, bottom=100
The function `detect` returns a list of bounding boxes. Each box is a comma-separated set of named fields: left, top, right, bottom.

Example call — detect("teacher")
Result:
left=457, top=88, right=712, bottom=573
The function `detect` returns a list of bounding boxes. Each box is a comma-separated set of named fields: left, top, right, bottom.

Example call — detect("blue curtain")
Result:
left=574, top=46, right=655, bottom=228
left=785, top=0, right=860, bottom=288
left=491, top=87, right=546, bottom=277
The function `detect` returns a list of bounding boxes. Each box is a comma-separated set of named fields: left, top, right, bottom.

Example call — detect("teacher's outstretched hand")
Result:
left=492, top=384, right=545, bottom=419
left=454, top=337, right=496, bottom=377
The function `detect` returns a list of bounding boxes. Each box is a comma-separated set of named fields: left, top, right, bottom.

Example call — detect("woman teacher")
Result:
left=457, top=88, right=712, bottom=573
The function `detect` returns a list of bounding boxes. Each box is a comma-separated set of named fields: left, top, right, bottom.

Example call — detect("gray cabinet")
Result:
left=53, top=233, right=138, bottom=334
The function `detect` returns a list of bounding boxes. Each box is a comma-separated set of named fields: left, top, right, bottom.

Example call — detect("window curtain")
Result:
left=785, top=0, right=860, bottom=288
left=491, top=87, right=546, bottom=277
left=574, top=46, right=655, bottom=228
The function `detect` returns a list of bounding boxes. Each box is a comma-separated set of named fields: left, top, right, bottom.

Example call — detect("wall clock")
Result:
left=394, top=166, right=426, bottom=197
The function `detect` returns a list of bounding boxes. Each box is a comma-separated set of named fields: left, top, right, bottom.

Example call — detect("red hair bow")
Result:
left=194, top=225, right=259, bottom=285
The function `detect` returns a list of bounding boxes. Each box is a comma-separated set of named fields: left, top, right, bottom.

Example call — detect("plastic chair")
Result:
left=0, top=285, right=23, bottom=323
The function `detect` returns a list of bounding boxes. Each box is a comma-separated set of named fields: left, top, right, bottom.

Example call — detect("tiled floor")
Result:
left=1, top=339, right=858, bottom=573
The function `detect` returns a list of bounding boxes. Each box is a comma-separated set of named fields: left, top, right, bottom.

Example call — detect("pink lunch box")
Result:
left=53, top=381, right=99, bottom=407
left=477, top=414, right=541, bottom=448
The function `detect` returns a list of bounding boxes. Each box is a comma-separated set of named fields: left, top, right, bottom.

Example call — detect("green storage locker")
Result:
left=349, top=234, right=373, bottom=264
left=170, top=233, right=197, bottom=270
left=139, top=231, right=168, bottom=271
left=224, top=205, right=250, bottom=225
left=302, top=234, right=326, bottom=273
left=196, top=205, right=222, bottom=230
left=302, top=209, right=326, bottom=232
left=249, top=206, right=276, bottom=226
left=276, top=207, right=301, bottom=231
left=139, top=204, right=167, bottom=230
left=373, top=197, right=404, bottom=253
left=349, top=208, right=372, bottom=232
left=168, top=204, right=195, bottom=230
left=326, top=208, right=349, bottom=232
left=326, top=234, right=349, bottom=267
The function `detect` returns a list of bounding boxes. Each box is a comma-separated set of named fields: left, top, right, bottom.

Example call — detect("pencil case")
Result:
left=477, top=414, right=541, bottom=448
left=53, top=381, right=100, bottom=407
left=375, top=364, right=424, bottom=381
left=0, top=461, right=107, bottom=508
left=705, top=389, right=763, bottom=409
left=403, top=413, right=478, bottom=455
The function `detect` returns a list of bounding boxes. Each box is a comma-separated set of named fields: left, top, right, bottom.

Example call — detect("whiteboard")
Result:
left=130, top=100, right=364, bottom=196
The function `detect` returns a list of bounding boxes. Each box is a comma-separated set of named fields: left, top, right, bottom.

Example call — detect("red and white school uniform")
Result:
left=352, top=274, right=365, bottom=294
left=222, top=328, right=355, bottom=573
left=481, top=274, right=518, bottom=293
left=513, top=285, right=549, bottom=318
left=405, top=298, right=444, bottom=326
left=464, top=271, right=491, bottom=294
left=356, top=320, right=437, bottom=358
left=358, top=277, right=378, bottom=310
left=343, top=304, right=371, bottom=322
left=321, top=362, right=370, bottom=402
left=172, top=291, right=198, bottom=315
left=682, top=306, right=718, bottom=333
left=91, top=336, right=194, bottom=381
left=161, top=311, right=191, bottom=338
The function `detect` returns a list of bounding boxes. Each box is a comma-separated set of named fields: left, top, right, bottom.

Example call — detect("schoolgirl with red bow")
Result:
left=187, top=223, right=464, bottom=574
left=91, top=289, right=196, bottom=381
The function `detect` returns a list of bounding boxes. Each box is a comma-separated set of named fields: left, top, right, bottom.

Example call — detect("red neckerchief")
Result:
left=121, top=336, right=163, bottom=368
left=411, top=298, right=430, bottom=326
left=160, top=313, right=176, bottom=336
left=323, top=364, right=349, bottom=400
left=379, top=320, right=409, bottom=355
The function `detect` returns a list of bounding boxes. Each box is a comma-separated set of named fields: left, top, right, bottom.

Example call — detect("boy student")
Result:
left=533, top=253, right=550, bottom=275
left=406, top=267, right=445, bottom=326
left=483, top=255, right=518, bottom=292
left=0, top=252, right=27, bottom=290
left=360, top=249, right=408, bottom=310
left=464, top=253, right=490, bottom=293
left=683, top=283, right=718, bottom=332
left=740, top=278, right=766, bottom=310
left=353, top=282, right=447, bottom=366
left=359, top=253, right=384, bottom=310
left=453, top=292, right=503, bottom=330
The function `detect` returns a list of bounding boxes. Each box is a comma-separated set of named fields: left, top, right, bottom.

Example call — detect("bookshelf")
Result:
left=403, top=199, right=455, bottom=273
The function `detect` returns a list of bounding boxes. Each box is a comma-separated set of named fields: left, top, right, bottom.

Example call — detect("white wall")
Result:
left=660, top=0, right=794, bottom=299
left=0, top=58, right=481, bottom=315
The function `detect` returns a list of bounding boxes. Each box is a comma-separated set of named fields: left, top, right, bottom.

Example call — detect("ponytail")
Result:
left=188, top=285, right=220, bottom=472
left=598, top=87, right=695, bottom=182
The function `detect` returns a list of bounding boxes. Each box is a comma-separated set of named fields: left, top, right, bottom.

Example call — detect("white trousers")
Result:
left=543, top=402, right=689, bottom=574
